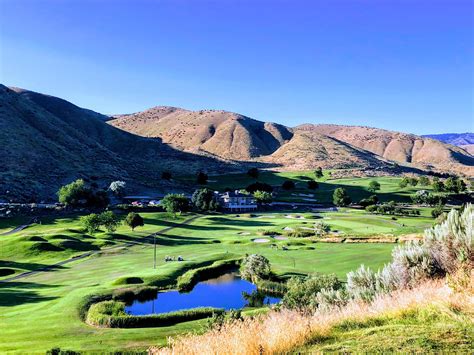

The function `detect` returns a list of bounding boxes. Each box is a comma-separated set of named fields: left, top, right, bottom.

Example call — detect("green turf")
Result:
left=179, top=170, right=436, bottom=204
left=0, top=209, right=433, bottom=353
left=300, top=305, right=473, bottom=352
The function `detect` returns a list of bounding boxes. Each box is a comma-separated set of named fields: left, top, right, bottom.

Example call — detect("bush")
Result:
left=391, top=242, right=438, bottom=288
left=196, top=172, right=208, bottom=185
left=284, top=228, right=314, bottom=238
left=253, top=190, right=272, bottom=204
left=161, top=171, right=172, bottom=180
left=240, top=254, right=271, bottom=283
left=255, top=279, right=287, bottom=296
left=424, top=204, right=473, bottom=274
left=314, top=222, right=330, bottom=237
left=87, top=300, right=223, bottom=328
left=281, top=180, right=295, bottom=190
left=314, top=287, right=349, bottom=311
left=80, top=213, right=102, bottom=234
left=307, top=180, right=319, bottom=189
left=283, top=274, right=341, bottom=310
left=368, top=180, right=380, bottom=193
left=112, top=276, right=144, bottom=285
left=346, top=265, right=378, bottom=302
left=314, top=167, right=323, bottom=179
left=247, top=168, right=259, bottom=179
left=246, top=182, right=273, bottom=193
left=431, top=205, right=445, bottom=218
left=359, top=195, right=378, bottom=207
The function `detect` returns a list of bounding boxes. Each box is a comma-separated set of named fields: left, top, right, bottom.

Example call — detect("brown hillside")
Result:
left=264, top=130, right=388, bottom=170
left=110, top=108, right=293, bottom=160
left=0, top=86, right=240, bottom=201
left=298, top=124, right=474, bottom=176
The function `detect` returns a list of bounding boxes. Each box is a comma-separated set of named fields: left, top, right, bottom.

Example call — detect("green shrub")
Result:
left=87, top=300, right=223, bottom=328
left=284, top=228, right=314, bottom=238
left=283, top=274, right=341, bottom=310
left=112, top=276, right=144, bottom=285
left=255, top=279, right=287, bottom=296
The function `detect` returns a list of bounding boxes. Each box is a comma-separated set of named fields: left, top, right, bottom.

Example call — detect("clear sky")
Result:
left=0, top=0, right=472, bottom=134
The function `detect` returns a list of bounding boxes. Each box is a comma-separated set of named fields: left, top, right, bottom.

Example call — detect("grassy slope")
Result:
left=302, top=305, right=473, bottom=352
left=180, top=171, right=435, bottom=204
left=0, top=211, right=406, bottom=353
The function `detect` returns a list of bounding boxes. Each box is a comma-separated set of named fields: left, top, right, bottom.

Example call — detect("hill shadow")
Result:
left=0, top=281, right=59, bottom=306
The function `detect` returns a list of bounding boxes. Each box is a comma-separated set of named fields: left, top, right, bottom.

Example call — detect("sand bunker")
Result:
left=237, top=232, right=251, bottom=235
left=284, top=215, right=306, bottom=219
left=283, top=226, right=294, bottom=231
left=253, top=238, right=271, bottom=243
left=273, top=236, right=288, bottom=240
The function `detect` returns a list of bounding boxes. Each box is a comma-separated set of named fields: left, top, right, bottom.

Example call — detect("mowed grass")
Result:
left=181, top=170, right=434, bottom=204
left=301, top=306, right=473, bottom=352
left=0, top=211, right=406, bottom=353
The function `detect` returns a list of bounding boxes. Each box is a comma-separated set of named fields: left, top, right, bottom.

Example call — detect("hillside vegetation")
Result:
left=0, top=86, right=239, bottom=200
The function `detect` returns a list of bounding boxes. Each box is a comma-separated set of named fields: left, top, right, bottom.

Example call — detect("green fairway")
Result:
left=0, top=209, right=433, bottom=353
left=180, top=170, right=436, bottom=204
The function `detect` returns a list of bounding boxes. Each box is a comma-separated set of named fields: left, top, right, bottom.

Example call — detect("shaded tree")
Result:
left=247, top=168, right=259, bottom=179
left=333, top=187, right=351, bottom=207
left=124, top=212, right=144, bottom=231
left=196, top=172, right=208, bottom=185
left=368, top=180, right=380, bottom=193
left=192, top=188, right=219, bottom=211
left=161, top=194, right=190, bottom=215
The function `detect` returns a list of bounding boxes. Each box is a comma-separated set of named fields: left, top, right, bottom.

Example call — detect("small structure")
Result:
left=220, top=190, right=257, bottom=212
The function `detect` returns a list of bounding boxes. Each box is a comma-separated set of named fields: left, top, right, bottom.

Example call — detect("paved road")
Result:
left=0, top=219, right=35, bottom=236
left=0, top=215, right=201, bottom=283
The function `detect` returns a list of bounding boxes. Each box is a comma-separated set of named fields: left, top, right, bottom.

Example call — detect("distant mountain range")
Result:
left=1, top=85, right=473, bottom=201
left=422, top=133, right=474, bottom=155
left=110, top=106, right=474, bottom=175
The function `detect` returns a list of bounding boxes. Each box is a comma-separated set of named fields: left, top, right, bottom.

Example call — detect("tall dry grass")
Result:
left=150, top=279, right=473, bottom=354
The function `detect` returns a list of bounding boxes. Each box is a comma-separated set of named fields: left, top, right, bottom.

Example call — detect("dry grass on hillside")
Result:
left=150, top=279, right=473, bottom=354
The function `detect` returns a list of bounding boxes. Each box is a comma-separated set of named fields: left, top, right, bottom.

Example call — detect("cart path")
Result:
left=0, top=215, right=201, bottom=283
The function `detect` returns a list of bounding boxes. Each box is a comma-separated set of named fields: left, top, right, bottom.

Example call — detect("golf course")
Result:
left=0, top=198, right=438, bottom=353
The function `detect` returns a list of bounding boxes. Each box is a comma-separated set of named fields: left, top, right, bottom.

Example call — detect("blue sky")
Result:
left=0, top=0, right=472, bottom=134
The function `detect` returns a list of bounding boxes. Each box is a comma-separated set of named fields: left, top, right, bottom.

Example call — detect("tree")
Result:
left=314, top=222, right=331, bottom=237
left=399, top=177, right=409, bottom=188
left=432, top=179, right=445, bottom=192
left=196, top=172, right=208, bottom=185
left=124, top=212, right=144, bottom=231
left=57, top=179, right=91, bottom=206
left=333, top=187, right=351, bottom=207
left=253, top=190, right=272, bottom=204
left=359, top=195, right=378, bottom=207
left=240, top=254, right=271, bottom=283
left=161, top=194, right=190, bottom=215
left=409, top=177, right=418, bottom=186
left=444, top=177, right=458, bottom=193
left=108, top=181, right=126, bottom=196
left=281, top=180, right=295, bottom=190
left=99, top=211, right=119, bottom=232
left=307, top=180, right=319, bottom=190
left=457, top=179, right=467, bottom=192
left=368, top=180, right=380, bottom=193
left=80, top=213, right=101, bottom=234
left=192, top=188, right=219, bottom=211
left=246, top=182, right=273, bottom=193
left=419, top=176, right=430, bottom=186
left=314, top=167, right=323, bottom=179
left=431, top=205, right=445, bottom=218
left=161, top=171, right=172, bottom=180
left=247, top=168, right=259, bottom=179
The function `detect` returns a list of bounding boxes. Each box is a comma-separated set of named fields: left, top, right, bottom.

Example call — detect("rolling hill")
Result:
left=0, top=86, right=238, bottom=201
left=422, top=132, right=474, bottom=155
left=110, top=108, right=474, bottom=176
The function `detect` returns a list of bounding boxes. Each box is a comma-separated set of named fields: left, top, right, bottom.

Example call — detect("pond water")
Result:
left=125, top=272, right=281, bottom=315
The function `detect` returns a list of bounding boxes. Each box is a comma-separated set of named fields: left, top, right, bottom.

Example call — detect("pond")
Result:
left=125, top=272, right=281, bottom=315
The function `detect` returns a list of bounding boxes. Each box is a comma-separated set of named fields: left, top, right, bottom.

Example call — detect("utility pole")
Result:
left=153, top=233, right=157, bottom=269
